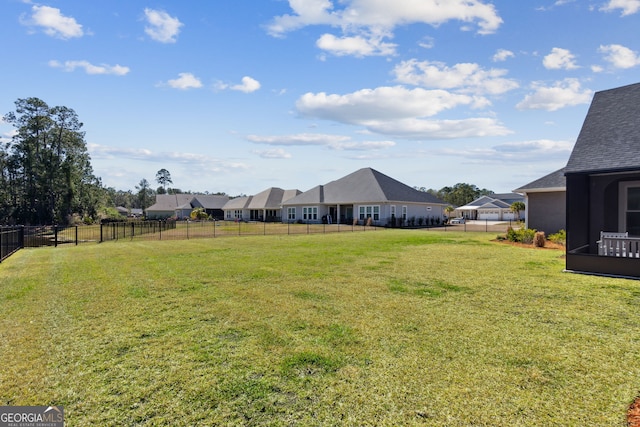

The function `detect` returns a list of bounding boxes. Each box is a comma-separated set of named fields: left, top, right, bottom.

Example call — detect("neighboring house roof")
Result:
left=514, top=168, right=566, bottom=193
left=147, top=194, right=194, bottom=212
left=192, top=195, right=230, bottom=209
left=491, top=193, right=525, bottom=205
left=223, top=196, right=252, bottom=210
left=247, top=187, right=301, bottom=210
left=147, top=194, right=229, bottom=213
left=282, top=168, right=447, bottom=205
left=457, top=194, right=520, bottom=211
left=565, top=82, right=640, bottom=174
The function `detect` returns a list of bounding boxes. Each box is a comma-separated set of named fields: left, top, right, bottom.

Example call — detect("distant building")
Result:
left=146, top=194, right=229, bottom=220
left=455, top=193, right=525, bottom=221
left=514, top=168, right=566, bottom=235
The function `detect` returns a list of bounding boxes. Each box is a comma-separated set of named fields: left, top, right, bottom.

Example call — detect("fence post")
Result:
left=159, top=220, right=162, bottom=241
left=75, top=226, right=78, bottom=245
left=54, top=225, right=58, bottom=247
left=486, top=219, right=488, bottom=232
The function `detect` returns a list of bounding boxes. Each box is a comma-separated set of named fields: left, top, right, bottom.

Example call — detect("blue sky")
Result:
left=2, top=0, right=640, bottom=195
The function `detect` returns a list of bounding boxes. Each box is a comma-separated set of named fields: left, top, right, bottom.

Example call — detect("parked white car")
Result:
left=449, top=217, right=465, bottom=224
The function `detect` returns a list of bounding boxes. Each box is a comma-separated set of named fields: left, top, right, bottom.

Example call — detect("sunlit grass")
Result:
left=1, top=230, right=639, bottom=425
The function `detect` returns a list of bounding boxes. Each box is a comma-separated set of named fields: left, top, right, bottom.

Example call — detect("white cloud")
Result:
left=247, top=133, right=396, bottom=150
left=316, top=33, right=397, bottom=57
left=88, top=143, right=249, bottom=170
left=21, top=5, right=83, bottom=39
left=144, top=8, right=183, bottom=43
left=231, top=76, right=261, bottom=93
left=269, top=0, right=502, bottom=35
left=492, top=49, right=515, bottom=62
left=418, top=36, right=435, bottom=49
left=601, top=0, right=640, bottom=15
left=516, top=79, right=593, bottom=111
left=365, top=117, right=512, bottom=139
left=267, top=0, right=503, bottom=57
left=254, top=148, right=293, bottom=159
left=598, top=44, right=640, bottom=68
left=296, top=86, right=480, bottom=124
left=294, top=86, right=510, bottom=139
left=437, top=139, right=574, bottom=162
left=163, top=73, right=203, bottom=90
left=392, top=59, right=519, bottom=95
left=48, top=60, right=130, bottom=76
left=543, top=47, right=579, bottom=70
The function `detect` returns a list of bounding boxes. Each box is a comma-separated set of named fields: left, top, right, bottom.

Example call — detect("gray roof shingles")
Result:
left=565, top=82, right=640, bottom=174
left=283, top=168, right=446, bottom=205
left=514, top=168, right=566, bottom=192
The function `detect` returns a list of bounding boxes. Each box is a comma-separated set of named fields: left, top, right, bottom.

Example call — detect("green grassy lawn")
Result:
left=1, top=230, right=639, bottom=426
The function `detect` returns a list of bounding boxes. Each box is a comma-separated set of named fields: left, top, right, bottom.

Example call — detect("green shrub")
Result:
left=548, top=229, right=566, bottom=246
left=506, top=227, right=536, bottom=244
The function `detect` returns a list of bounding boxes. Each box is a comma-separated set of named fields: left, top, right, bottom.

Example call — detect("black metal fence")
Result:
left=0, top=219, right=521, bottom=263
left=0, top=226, right=24, bottom=263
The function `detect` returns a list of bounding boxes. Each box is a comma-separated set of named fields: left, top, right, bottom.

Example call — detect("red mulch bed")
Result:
left=493, top=239, right=565, bottom=251
left=629, top=396, right=640, bottom=426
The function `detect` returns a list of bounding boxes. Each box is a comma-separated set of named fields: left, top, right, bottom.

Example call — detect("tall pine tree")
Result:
left=1, top=97, right=103, bottom=225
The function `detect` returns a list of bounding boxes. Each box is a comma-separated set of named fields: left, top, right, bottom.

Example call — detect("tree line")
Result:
left=1, top=98, right=104, bottom=225
left=416, top=183, right=495, bottom=207
left=1, top=97, right=501, bottom=226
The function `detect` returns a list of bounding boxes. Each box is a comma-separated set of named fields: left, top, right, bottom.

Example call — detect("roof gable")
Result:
left=566, top=82, right=640, bottom=174
left=147, top=194, right=194, bottom=211
left=514, top=168, right=566, bottom=192
left=192, top=195, right=230, bottom=209
left=247, top=187, right=301, bottom=209
left=283, top=168, right=446, bottom=205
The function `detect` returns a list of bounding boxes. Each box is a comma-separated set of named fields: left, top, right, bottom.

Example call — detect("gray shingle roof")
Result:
left=224, top=196, right=252, bottom=210
left=514, top=168, right=566, bottom=192
left=147, top=194, right=194, bottom=211
left=247, top=187, right=301, bottom=209
left=193, top=195, right=230, bottom=209
left=282, top=168, right=446, bottom=205
left=565, top=82, right=640, bottom=174
left=147, top=194, right=229, bottom=212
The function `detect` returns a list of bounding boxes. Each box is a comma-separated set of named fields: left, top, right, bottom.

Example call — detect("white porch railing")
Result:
left=597, top=231, right=640, bottom=258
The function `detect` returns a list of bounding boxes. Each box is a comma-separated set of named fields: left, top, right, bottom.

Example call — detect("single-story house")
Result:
left=513, top=168, right=566, bottom=235
left=281, top=167, right=448, bottom=225
left=565, top=82, right=640, bottom=279
left=115, top=207, right=143, bottom=218
left=455, top=193, right=525, bottom=221
left=147, top=194, right=229, bottom=220
left=223, top=187, right=301, bottom=222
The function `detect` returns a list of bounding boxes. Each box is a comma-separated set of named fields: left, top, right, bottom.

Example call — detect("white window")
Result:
left=303, top=207, right=318, bottom=220
left=287, top=207, right=296, bottom=220
left=402, top=206, right=407, bottom=220
left=619, top=181, right=640, bottom=236
left=390, top=205, right=396, bottom=217
left=358, top=205, right=380, bottom=220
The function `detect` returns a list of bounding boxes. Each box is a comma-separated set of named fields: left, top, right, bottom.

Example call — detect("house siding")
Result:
left=526, top=191, right=566, bottom=235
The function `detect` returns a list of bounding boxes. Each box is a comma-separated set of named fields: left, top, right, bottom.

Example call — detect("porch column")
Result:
left=337, top=204, right=341, bottom=224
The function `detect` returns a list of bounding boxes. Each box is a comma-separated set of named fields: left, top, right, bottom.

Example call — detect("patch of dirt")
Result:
left=629, top=396, right=640, bottom=427
left=492, top=239, right=565, bottom=251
